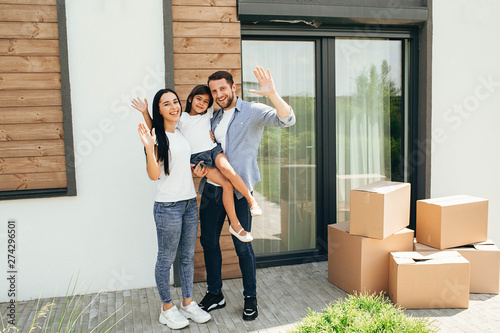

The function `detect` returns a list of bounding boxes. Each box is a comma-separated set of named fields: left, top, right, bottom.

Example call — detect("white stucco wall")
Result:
left=431, top=0, right=500, bottom=244
left=0, top=0, right=165, bottom=301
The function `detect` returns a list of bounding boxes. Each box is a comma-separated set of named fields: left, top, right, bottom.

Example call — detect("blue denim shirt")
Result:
left=209, top=97, right=296, bottom=199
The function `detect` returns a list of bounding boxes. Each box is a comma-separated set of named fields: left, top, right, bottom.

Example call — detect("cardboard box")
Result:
left=416, top=195, right=488, bottom=249
left=389, top=251, right=470, bottom=309
left=414, top=240, right=500, bottom=294
left=328, top=221, right=414, bottom=295
left=350, top=181, right=410, bottom=239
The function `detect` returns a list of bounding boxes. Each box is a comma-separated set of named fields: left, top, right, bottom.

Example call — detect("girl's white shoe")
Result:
left=229, top=225, right=253, bottom=242
left=250, top=205, right=262, bottom=217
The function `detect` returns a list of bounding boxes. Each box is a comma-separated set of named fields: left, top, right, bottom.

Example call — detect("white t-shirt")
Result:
left=207, top=107, right=236, bottom=186
left=177, top=107, right=216, bottom=154
left=213, top=107, right=235, bottom=152
left=155, top=130, right=196, bottom=202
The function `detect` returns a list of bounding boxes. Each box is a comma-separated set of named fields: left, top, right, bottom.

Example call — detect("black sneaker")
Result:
left=198, top=291, right=226, bottom=312
left=243, top=296, right=258, bottom=321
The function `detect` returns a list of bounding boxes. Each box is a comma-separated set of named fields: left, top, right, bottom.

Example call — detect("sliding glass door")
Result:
left=241, top=35, right=410, bottom=262
left=335, top=38, right=405, bottom=223
left=242, top=40, right=317, bottom=255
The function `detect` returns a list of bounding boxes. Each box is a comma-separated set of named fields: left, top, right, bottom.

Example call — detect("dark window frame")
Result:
left=0, top=0, right=77, bottom=201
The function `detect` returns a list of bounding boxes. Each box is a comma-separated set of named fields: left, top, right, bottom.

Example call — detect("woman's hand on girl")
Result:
left=138, top=122, right=156, bottom=148
left=132, top=98, right=148, bottom=114
left=191, top=161, right=208, bottom=178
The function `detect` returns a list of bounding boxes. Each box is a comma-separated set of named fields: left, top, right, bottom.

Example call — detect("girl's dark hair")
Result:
left=185, top=85, right=213, bottom=114
left=151, top=88, right=182, bottom=175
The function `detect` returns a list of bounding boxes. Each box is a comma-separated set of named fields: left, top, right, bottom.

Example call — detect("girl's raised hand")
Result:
left=249, top=66, right=276, bottom=97
left=138, top=122, right=156, bottom=148
left=132, top=98, right=148, bottom=114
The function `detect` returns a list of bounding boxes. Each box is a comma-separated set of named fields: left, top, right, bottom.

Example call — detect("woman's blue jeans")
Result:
left=153, top=198, right=198, bottom=304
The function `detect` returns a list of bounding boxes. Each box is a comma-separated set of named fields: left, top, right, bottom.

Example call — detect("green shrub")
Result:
left=288, top=293, right=438, bottom=333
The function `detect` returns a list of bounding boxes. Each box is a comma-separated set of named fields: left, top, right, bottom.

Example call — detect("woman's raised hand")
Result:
left=132, top=98, right=148, bottom=114
left=138, top=122, right=156, bottom=148
left=249, top=66, right=276, bottom=97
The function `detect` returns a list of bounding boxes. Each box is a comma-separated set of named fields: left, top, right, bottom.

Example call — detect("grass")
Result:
left=0, top=276, right=129, bottom=333
left=288, top=293, right=438, bottom=333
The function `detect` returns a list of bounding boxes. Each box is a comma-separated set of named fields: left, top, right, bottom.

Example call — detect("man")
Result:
left=195, top=67, right=295, bottom=320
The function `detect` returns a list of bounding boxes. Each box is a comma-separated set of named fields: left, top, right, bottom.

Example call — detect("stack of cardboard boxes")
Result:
left=328, top=181, right=414, bottom=297
left=328, top=182, right=500, bottom=309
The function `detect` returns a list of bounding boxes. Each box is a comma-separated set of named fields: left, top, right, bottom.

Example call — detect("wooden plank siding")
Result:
left=0, top=0, right=67, bottom=193
left=171, top=0, right=242, bottom=283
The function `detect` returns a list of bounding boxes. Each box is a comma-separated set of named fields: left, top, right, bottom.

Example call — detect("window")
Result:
left=0, top=0, right=75, bottom=199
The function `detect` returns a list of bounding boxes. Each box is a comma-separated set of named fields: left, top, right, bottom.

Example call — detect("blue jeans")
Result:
left=153, top=198, right=198, bottom=304
left=199, top=183, right=257, bottom=297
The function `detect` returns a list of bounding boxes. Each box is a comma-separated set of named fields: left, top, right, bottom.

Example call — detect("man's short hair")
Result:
left=208, top=71, right=234, bottom=86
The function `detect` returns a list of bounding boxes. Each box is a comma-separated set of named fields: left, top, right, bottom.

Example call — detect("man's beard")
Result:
left=217, top=91, right=235, bottom=110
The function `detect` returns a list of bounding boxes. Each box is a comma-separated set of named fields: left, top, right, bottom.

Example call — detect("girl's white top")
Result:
left=155, top=130, right=196, bottom=203
left=177, top=107, right=217, bottom=154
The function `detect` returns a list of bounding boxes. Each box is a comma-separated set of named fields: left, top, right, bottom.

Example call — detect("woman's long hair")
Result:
left=185, top=85, right=213, bottom=114
left=151, top=88, right=182, bottom=175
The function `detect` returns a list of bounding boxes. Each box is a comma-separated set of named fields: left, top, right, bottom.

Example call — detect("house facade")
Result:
left=1, top=0, right=499, bottom=302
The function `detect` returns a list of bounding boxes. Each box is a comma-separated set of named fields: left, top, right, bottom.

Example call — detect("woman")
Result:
left=137, top=88, right=211, bottom=329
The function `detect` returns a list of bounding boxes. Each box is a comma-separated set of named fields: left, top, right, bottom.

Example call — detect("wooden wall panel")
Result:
left=0, top=1, right=56, bottom=5
left=1, top=123, right=63, bottom=141
left=0, top=39, right=59, bottom=55
left=0, top=171, right=66, bottom=190
left=0, top=22, right=58, bottom=39
left=0, top=73, right=61, bottom=90
left=172, top=0, right=242, bottom=282
left=0, top=56, right=61, bottom=72
left=0, top=4, right=58, bottom=22
left=0, top=156, right=66, bottom=174
left=0, top=2, right=67, bottom=194
left=173, top=37, right=240, bottom=54
left=0, top=140, right=65, bottom=158
left=0, top=89, right=62, bottom=107
left=174, top=69, right=241, bottom=84
left=174, top=53, right=240, bottom=69
left=172, top=22, right=240, bottom=38
left=0, top=106, right=63, bottom=123
left=172, top=0, right=236, bottom=6
left=172, top=6, right=237, bottom=23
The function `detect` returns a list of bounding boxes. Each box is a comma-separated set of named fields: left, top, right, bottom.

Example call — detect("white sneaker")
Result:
left=159, top=305, right=189, bottom=329
left=179, top=301, right=212, bottom=324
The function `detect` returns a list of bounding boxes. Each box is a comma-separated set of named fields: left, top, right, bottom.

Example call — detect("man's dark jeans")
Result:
left=199, top=183, right=257, bottom=297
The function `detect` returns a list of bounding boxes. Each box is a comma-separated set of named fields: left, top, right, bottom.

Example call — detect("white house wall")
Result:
left=0, top=0, right=165, bottom=301
left=2, top=0, right=500, bottom=302
left=432, top=0, right=500, bottom=244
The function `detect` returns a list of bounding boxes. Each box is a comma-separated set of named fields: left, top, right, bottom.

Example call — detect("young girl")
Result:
left=137, top=88, right=211, bottom=329
left=132, top=85, right=261, bottom=242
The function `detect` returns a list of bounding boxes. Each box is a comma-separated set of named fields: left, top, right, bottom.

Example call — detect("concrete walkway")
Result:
left=2, top=261, right=500, bottom=332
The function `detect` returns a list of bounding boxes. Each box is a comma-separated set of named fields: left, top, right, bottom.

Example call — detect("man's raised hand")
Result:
left=249, top=66, right=277, bottom=97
